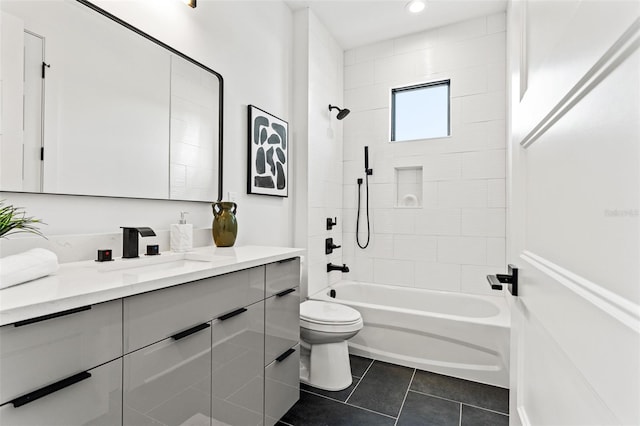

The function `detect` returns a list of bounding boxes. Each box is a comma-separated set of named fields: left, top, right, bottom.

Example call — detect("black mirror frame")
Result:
left=79, top=0, right=224, bottom=202
left=3, top=0, right=224, bottom=203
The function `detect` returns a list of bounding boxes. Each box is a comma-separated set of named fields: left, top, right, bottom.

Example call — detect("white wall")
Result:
left=0, top=11, right=26, bottom=191
left=292, top=9, right=345, bottom=298
left=342, top=13, right=507, bottom=296
left=0, top=0, right=294, bottom=260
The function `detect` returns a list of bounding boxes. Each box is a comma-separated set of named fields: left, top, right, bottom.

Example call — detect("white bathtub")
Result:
left=310, top=281, right=510, bottom=388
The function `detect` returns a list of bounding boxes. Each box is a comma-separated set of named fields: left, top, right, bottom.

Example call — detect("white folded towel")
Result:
left=0, top=248, right=59, bottom=290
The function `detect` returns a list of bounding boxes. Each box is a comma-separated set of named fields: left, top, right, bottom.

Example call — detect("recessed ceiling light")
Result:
left=406, top=0, right=426, bottom=14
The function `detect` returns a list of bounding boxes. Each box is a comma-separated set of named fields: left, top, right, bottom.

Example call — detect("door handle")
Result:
left=487, top=264, right=518, bottom=296
left=487, top=274, right=504, bottom=290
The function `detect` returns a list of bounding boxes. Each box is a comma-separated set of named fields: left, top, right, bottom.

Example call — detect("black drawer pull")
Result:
left=14, top=305, right=92, bottom=327
left=275, top=288, right=296, bottom=297
left=171, top=322, right=211, bottom=341
left=277, top=257, right=297, bottom=264
left=276, top=348, right=296, bottom=362
left=10, top=371, right=91, bottom=408
left=218, top=307, right=247, bottom=321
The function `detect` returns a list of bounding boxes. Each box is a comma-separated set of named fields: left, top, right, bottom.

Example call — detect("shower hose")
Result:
left=356, top=174, right=371, bottom=249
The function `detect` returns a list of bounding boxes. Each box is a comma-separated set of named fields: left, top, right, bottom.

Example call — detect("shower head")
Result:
left=328, top=104, right=351, bottom=120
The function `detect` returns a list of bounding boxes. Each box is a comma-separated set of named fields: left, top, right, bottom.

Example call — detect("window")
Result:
left=391, top=80, right=450, bottom=141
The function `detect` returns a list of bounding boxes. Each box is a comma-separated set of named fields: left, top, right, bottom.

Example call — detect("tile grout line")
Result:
left=345, top=358, right=375, bottom=404
left=393, top=368, right=416, bottom=426
left=301, top=388, right=351, bottom=405
left=408, top=389, right=509, bottom=416
left=461, top=402, right=509, bottom=417
left=344, top=402, right=398, bottom=420
left=301, top=388, right=397, bottom=420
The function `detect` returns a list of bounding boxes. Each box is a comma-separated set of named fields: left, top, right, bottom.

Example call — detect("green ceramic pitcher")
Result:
left=212, top=202, right=238, bottom=247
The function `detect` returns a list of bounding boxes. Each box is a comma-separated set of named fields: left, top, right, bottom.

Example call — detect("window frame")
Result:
left=390, top=79, right=451, bottom=142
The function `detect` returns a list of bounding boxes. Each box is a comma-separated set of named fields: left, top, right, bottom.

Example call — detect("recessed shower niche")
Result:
left=395, top=166, right=423, bottom=208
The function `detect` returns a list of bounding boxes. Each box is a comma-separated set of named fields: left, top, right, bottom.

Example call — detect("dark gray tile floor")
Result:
left=279, top=355, right=509, bottom=426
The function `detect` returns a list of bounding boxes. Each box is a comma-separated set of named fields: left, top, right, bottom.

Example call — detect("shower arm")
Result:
left=328, top=104, right=350, bottom=120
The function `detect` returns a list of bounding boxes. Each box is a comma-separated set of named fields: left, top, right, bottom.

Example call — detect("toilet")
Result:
left=299, top=300, right=363, bottom=391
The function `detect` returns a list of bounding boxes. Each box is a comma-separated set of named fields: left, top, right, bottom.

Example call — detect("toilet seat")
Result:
left=300, top=300, right=363, bottom=333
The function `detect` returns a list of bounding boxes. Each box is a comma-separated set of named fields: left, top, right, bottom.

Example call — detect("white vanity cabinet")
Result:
left=0, top=250, right=302, bottom=426
left=122, top=266, right=265, bottom=426
left=265, top=343, right=300, bottom=426
left=264, top=259, right=301, bottom=426
left=265, top=257, right=301, bottom=297
left=210, top=300, right=265, bottom=426
left=265, top=286, right=300, bottom=364
left=264, top=292, right=300, bottom=426
left=123, top=321, right=212, bottom=426
left=123, top=266, right=264, bottom=353
left=0, top=359, right=123, bottom=426
left=0, top=300, right=123, bottom=425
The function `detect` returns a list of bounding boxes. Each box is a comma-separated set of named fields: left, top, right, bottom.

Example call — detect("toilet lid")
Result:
left=300, top=300, right=362, bottom=325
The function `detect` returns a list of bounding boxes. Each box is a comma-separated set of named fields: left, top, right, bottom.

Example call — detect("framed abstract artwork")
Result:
left=247, top=105, right=289, bottom=197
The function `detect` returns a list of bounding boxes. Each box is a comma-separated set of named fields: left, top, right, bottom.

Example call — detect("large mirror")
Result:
left=0, top=0, right=223, bottom=202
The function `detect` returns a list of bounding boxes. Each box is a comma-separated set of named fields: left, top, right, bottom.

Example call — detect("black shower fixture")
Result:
left=328, top=104, right=350, bottom=120
left=356, top=146, right=372, bottom=249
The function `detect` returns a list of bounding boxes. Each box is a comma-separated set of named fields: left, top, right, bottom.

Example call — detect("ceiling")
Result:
left=284, top=0, right=507, bottom=50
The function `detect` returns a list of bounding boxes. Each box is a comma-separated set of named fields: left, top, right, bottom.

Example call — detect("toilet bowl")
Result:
left=299, top=300, right=363, bottom=391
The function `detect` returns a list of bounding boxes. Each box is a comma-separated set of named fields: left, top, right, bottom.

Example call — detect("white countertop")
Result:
left=0, top=245, right=305, bottom=326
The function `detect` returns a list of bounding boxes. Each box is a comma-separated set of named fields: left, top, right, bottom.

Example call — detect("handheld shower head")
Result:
left=328, top=104, right=351, bottom=120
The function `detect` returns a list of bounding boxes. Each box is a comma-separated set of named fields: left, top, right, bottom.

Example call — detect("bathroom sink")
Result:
left=97, top=251, right=229, bottom=273
left=118, top=259, right=211, bottom=277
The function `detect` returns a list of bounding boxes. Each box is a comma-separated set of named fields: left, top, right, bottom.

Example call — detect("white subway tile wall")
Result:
left=342, top=13, right=507, bottom=295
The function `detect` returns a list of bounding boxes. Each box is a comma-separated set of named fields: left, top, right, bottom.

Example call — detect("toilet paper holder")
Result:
left=487, top=264, right=518, bottom=296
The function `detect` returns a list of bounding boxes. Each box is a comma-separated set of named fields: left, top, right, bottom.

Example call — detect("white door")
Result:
left=23, top=31, right=44, bottom=192
left=507, top=1, right=639, bottom=425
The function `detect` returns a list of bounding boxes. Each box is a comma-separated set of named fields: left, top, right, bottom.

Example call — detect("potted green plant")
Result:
left=0, top=201, right=46, bottom=239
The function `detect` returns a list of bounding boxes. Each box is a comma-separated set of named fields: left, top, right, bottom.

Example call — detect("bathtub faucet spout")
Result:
left=327, top=263, right=349, bottom=273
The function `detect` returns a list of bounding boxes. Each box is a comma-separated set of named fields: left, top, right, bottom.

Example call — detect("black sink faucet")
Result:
left=121, top=227, right=156, bottom=259
left=327, top=263, right=349, bottom=273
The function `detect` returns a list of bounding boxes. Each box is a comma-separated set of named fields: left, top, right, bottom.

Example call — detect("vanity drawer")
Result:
left=124, top=266, right=264, bottom=352
left=123, top=321, right=211, bottom=426
left=0, top=300, right=122, bottom=405
left=0, top=358, right=122, bottom=426
left=211, top=300, right=264, bottom=425
left=265, top=257, right=300, bottom=297
left=265, top=344, right=300, bottom=426
left=265, top=286, right=300, bottom=365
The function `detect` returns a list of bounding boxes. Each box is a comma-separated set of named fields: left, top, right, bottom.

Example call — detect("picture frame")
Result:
left=247, top=105, right=289, bottom=197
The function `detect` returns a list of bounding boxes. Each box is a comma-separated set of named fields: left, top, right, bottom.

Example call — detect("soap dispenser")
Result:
left=170, top=212, right=193, bottom=252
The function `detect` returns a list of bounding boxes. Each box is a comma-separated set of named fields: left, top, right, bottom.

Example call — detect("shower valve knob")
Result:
left=325, top=238, right=341, bottom=254
left=326, top=217, right=338, bottom=230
